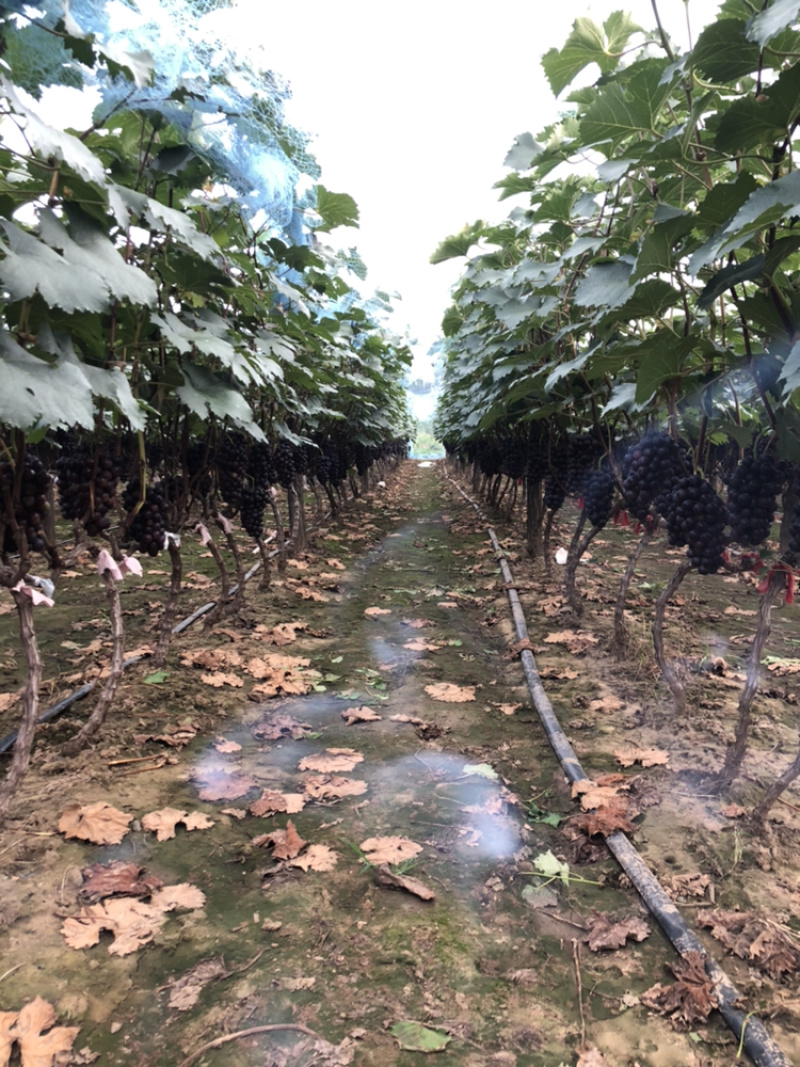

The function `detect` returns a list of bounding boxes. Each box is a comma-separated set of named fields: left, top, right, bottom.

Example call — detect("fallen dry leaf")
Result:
left=341, top=705, right=381, bottom=725
left=613, top=745, right=669, bottom=768
left=291, top=844, right=338, bottom=872
left=141, top=808, right=214, bottom=841
left=248, top=790, right=306, bottom=817
left=588, top=695, right=625, bottom=713
left=360, top=836, right=422, bottom=865
left=288, top=558, right=309, bottom=570
left=424, top=682, right=476, bottom=702
left=572, top=778, right=629, bottom=811
left=667, top=872, right=710, bottom=901
left=576, top=1049, right=612, bottom=1067
left=490, top=702, right=521, bottom=716
left=133, top=722, right=198, bottom=749
left=62, top=883, right=205, bottom=956
left=303, top=775, right=368, bottom=800
left=325, top=558, right=345, bottom=570
left=298, top=748, right=364, bottom=773
left=437, top=601, right=458, bottom=609
left=267, top=622, right=304, bottom=646
left=254, top=820, right=306, bottom=860
left=585, top=913, right=650, bottom=951
left=402, top=617, right=434, bottom=629
left=720, top=803, right=747, bottom=819
left=0, top=690, right=21, bottom=713
left=640, top=951, right=717, bottom=1029
left=200, top=671, right=243, bottom=688
left=294, top=585, right=328, bottom=602
left=403, top=640, right=439, bottom=652
left=59, top=802, right=132, bottom=846
left=374, top=863, right=435, bottom=901
left=251, top=714, right=312, bottom=741
left=698, top=909, right=800, bottom=978
left=7, top=997, right=80, bottom=1067
left=167, top=957, right=229, bottom=1011
left=191, top=764, right=257, bottom=801
left=213, top=736, right=242, bottom=754
left=543, top=630, right=598, bottom=654
left=364, top=606, right=392, bottom=617
left=573, top=802, right=635, bottom=837
left=79, top=861, right=163, bottom=904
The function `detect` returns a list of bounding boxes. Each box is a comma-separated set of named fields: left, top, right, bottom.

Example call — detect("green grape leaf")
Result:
left=0, top=219, right=110, bottom=313
left=533, top=849, right=571, bottom=885
left=574, top=259, right=634, bottom=310
left=747, top=0, right=800, bottom=47
left=697, top=253, right=766, bottom=309
left=503, top=132, right=542, bottom=170
left=580, top=59, right=673, bottom=146
left=390, top=1022, right=451, bottom=1052
left=430, top=221, right=486, bottom=264
left=176, top=363, right=263, bottom=439
left=0, top=331, right=95, bottom=430
left=313, top=185, right=359, bottom=232
left=541, top=14, right=641, bottom=96
left=715, top=63, right=800, bottom=152
left=691, top=19, right=761, bottom=82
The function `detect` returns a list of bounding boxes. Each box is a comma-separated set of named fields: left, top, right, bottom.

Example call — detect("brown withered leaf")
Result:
left=588, top=695, right=625, bottom=713
left=640, top=951, right=717, bottom=1029
left=614, top=745, right=669, bottom=768
left=720, top=803, right=747, bottom=819
left=288, top=558, right=309, bottom=570
left=573, top=802, right=635, bottom=837
left=181, top=648, right=243, bottom=671
left=142, top=807, right=214, bottom=841
left=490, top=702, right=521, bottom=716
left=79, top=861, right=163, bottom=904
left=390, top=714, right=426, bottom=725
left=293, top=584, right=328, bottom=602
left=213, top=736, right=241, bottom=754
left=698, top=910, right=800, bottom=978
left=325, top=558, right=345, bottom=570
left=298, top=748, right=364, bottom=773
left=509, top=637, right=537, bottom=656
left=59, top=802, right=132, bottom=845
left=200, top=671, right=243, bottom=688
left=191, top=764, right=257, bottom=801
left=341, top=705, right=381, bottom=725
left=364, top=606, right=391, bottom=617
left=303, top=775, right=368, bottom=800
left=290, top=844, right=338, bottom=872
left=424, top=682, right=476, bottom=702
left=267, top=621, right=305, bottom=646
left=256, top=820, right=306, bottom=860
left=403, top=640, right=439, bottom=652
left=133, top=721, right=198, bottom=749
left=667, top=872, right=710, bottom=901
left=167, top=957, right=230, bottom=1012
left=374, top=863, right=435, bottom=901
left=402, top=617, right=434, bottom=629
left=248, top=790, right=306, bottom=817
left=251, top=714, right=312, bottom=741
left=7, top=997, right=80, bottom=1067
left=585, top=913, right=650, bottom=951
left=576, top=1049, right=612, bottom=1067
left=360, top=836, right=422, bottom=865
left=572, top=777, right=629, bottom=811
left=0, top=690, right=21, bottom=713
left=61, top=884, right=205, bottom=956
left=543, top=630, right=598, bottom=655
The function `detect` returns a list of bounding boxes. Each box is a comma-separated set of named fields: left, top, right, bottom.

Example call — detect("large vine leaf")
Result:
left=175, top=363, right=264, bottom=439
left=541, top=14, right=641, bottom=96
left=747, top=0, right=800, bottom=47
left=313, top=185, right=359, bottom=232
left=0, top=219, right=110, bottom=313
left=691, top=19, right=761, bottom=81
left=0, top=332, right=95, bottom=430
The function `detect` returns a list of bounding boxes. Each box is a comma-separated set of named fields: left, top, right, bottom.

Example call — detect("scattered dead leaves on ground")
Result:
left=79, top=862, right=163, bottom=904
left=191, top=763, right=257, bottom=801
left=62, top=884, right=205, bottom=956
left=251, top=714, right=312, bottom=742
left=248, top=653, right=311, bottom=699
left=1, top=997, right=80, bottom=1067
left=248, top=790, right=306, bottom=817
left=142, top=807, right=214, bottom=841
left=402, top=617, right=434, bottom=629
left=303, top=775, right=368, bottom=800
left=298, top=748, right=364, bottom=773
left=543, top=630, right=599, bottom=655
left=571, top=776, right=631, bottom=811
left=585, top=912, right=650, bottom=951
left=200, top=671, right=243, bottom=689
left=698, top=910, right=800, bottom=978
left=424, top=682, right=476, bottom=702
left=613, top=745, right=669, bottom=768
left=363, top=606, right=391, bottom=617
left=0, top=690, right=21, bottom=713
left=290, top=844, right=338, bottom=872
left=213, top=736, right=241, bottom=755
left=58, top=802, right=133, bottom=845
left=341, top=705, right=381, bottom=725
left=666, top=872, right=710, bottom=901
left=640, top=951, right=718, bottom=1029
left=360, top=836, right=422, bottom=865
left=134, top=721, right=198, bottom=749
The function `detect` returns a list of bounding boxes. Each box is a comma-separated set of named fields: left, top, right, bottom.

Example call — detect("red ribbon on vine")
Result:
left=757, top=561, right=797, bottom=605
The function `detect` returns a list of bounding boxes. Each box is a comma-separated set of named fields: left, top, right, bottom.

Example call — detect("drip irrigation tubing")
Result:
left=443, top=464, right=790, bottom=1067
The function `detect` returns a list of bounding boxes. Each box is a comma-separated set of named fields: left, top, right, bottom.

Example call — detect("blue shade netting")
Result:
left=1, top=0, right=319, bottom=231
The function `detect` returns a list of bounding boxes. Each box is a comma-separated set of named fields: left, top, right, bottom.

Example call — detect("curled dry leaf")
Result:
left=213, top=736, right=241, bottom=754
left=0, top=690, right=21, bottom=713
left=720, top=803, right=747, bottom=819
left=360, top=836, right=422, bottom=865
left=403, top=640, right=439, bottom=652
left=266, top=621, right=305, bottom=645
left=251, top=714, right=312, bottom=741
left=640, top=951, right=717, bottom=1029
left=298, top=748, right=364, bottom=774
left=294, top=584, right=328, bottom=602
left=698, top=909, right=800, bottom=978
left=585, top=913, right=650, bottom=951
left=572, top=802, right=636, bottom=837
left=133, top=722, right=198, bottom=748
left=402, top=618, right=434, bottom=629
left=667, top=872, right=710, bottom=901
left=364, top=606, right=391, bottom=617
left=374, top=863, right=435, bottom=901
left=79, top=861, right=163, bottom=904
left=254, top=820, right=306, bottom=860
left=4, top=997, right=80, bottom=1067
left=200, top=672, right=243, bottom=688
left=341, top=705, right=381, bottom=725
left=572, top=778, right=629, bottom=811
left=291, top=844, right=338, bottom=872
left=167, top=957, right=229, bottom=1012
left=59, top=802, right=133, bottom=846
left=191, top=764, right=257, bottom=801
left=141, top=807, right=214, bottom=841
left=614, top=745, right=669, bottom=768
left=325, top=558, right=345, bottom=570
left=303, top=775, right=368, bottom=800
left=248, top=790, right=306, bottom=817
left=543, top=630, right=598, bottom=654
left=491, top=702, right=521, bottom=716
left=424, top=682, right=476, bottom=702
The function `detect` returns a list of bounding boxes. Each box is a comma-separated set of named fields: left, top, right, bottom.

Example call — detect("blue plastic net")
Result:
left=1, top=0, right=317, bottom=231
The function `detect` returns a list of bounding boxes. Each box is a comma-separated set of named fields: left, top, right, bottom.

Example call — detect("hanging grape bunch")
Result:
left=665, top=475, right=728, bottom=574
left=544, top=440, right=569, bottom=511
left=565, top=434, right=599, bottom=497
left=584, top=467, right=616, bottom=529
left=240, top=444, right=274, bottom=541
left=216, top=436, right=248, bottom=511
left=56, top=445, right=119, bottom=536
left=0, top=452, right=52, bottom=556
left=272, top=439, right=296, bottom=490
left=123, top=480, right=167, bottom=557
left=622, top=432, right=686, bottom=522
left=726, top=454, right=785, bottom=548
left=499, top=433, right=527, bottom=480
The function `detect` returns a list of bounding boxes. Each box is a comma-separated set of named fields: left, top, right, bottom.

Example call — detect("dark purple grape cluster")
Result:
left=1, top=452, right=52, bottom=555
left=123, top=480, right=167, bottom=556
left=56, top=446, right=119, bottom=536
left=217, top=437, right=247, bottom=510
left=187, top=442, right=212, bottom=500
left=726, top=454, right=785, bottom=548
left=499, top=434, right=528, bottom=479
left=622, top=432, right=686, bottom=522
left=566, top=434, right=600, bottom=496
left=584, top=467, right=615, bottom=529
left=272, top=440, right=296, bottom=489
left=544, top=475, right=567, bottom=512
left=665, top=475, right=728, bottom=574
left=248, top=442, right=276, bottom=489
left=477, top=441, right=501, bottom=477
left=240, top=485, right=268, bottom=539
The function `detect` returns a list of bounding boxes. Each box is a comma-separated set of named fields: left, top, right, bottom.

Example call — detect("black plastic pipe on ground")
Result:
left=444, top=467, right=790, bottom=1067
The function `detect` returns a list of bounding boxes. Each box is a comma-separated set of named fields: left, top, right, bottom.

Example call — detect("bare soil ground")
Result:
left=0, top=460, right=799, bottom=1066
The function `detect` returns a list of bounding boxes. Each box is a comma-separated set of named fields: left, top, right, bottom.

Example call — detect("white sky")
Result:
left=229, top=0, right=724, bottom=370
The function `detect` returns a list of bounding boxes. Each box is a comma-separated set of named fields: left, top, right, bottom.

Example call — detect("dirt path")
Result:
left=0, top=462, right=798, bottom=1066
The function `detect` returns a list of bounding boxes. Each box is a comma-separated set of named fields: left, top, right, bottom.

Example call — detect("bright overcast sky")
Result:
left=225, top=0, right=724, bottom=368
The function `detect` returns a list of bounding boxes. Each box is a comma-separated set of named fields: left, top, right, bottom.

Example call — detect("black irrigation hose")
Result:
left=444, top=466, right=790, bottom=1067
left=0, top=553, right=277, bottom=756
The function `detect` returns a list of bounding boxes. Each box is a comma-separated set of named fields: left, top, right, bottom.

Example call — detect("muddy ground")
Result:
left=0, top=460, right=799, bottom=1066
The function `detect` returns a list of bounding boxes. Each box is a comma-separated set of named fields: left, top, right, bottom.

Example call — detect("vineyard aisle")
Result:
left=1, top=461, right=799, bottom=1066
